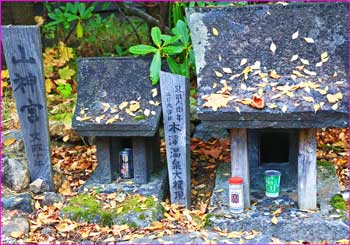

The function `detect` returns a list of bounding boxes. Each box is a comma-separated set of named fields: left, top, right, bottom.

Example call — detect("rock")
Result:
left=42, top=192, right=64, bottom=205
left=29, top=178, right=49, bottom=194
left=61, top=194, right=164, bottom=228
left=2, top=158, right=29, bottom=192
left=2, top=193, right=32, bottom=213
left=193, top=122, right=229, bottom=141
left=2, top=214, right=29, bottom=237
left=2, top=130, right=25, bottom=153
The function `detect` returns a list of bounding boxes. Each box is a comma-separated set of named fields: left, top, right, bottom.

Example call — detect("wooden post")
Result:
left=298, top=128, right=317, bottom=210
left=132, top=137, right=149, bottom=184
left=2, top=25, right=53, bottom=190
left=160, top=71, right=191, bottom=208
left=230, top=128, right=250, bottom=208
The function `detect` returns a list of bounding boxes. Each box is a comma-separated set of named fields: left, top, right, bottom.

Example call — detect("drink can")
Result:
left=119, top=149, right=133, bottom=179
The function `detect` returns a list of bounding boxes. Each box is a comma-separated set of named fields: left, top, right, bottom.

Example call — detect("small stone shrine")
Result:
left=72, top=57, right=162, bottom=185
left=187, top=2, right=348, bottom=209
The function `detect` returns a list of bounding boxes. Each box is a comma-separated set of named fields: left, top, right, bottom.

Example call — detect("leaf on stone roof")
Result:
left=125, top=108, right=136, bottom=116
left=327, top=93, right=343, bottom=104
left=267, top=103, right=277, bottom=109
left=315, top=86, right=328, bottom=95
left=241, top=66, right=252, bottom=80
left=304, top=37, right=315, bottom=43
left=202, top=94, right=232, bottom=111
left=281, top=105, right=288, bottom=113
left=313, top=104, right=320, bottom=113
left=321, top=52, right=329, bottom=62
left=119, top=101, right=128, bottom=110
left=299, top=58, right=309, bottom=65
left=129, top=101, right=140, bottom=112
left=315, top=61, right=323, bottom=67
left=269, top=70, right=281, bottom=79
left=303, top=96, right=314, bottom=103
left=95, top=115, right=105, bottom=123
left=303, top=68, right=316, bottom=76
left=151, top=111, right=156, bottom=115
left=101, top=102, right=110, bottom=112
left=212, top=82, right=217, bottom=89
left=290, top=54, right=299, bottom=62
left=240, top=83, right=247, bottom=90
left=76, top=115, right=92, bottom=122
left=106, top=117, right=117, bottom=125
left=292, top=30, right=299, bottom=39
left=251, top=61, right=261, bottom=70
left=271, top=216, right=278, bottom=225
left=110, top=106, right=118, bottom=113
left=222, top=67, right=232, bottom=74
left=235, top=107, right=241, bottom=114
left=240, top=58, right=248, bottom=66
left=151, top=88, right=158, bottom=97
left=270, top=41, right=277, bottom=55
left=292, top=70, right=305, bottom=78
left=144, top=109, right=150, bottom=117
left=214, top=70, right=223, bottom=78
left=332, top=103, right=339, bottom=110
left=212, top=27, right=219, bottom=36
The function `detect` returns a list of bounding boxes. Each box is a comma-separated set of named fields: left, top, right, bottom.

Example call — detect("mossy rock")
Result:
left=60, top=194, right=164, bottom=228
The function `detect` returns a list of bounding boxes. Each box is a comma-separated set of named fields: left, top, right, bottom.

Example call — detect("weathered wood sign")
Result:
left=2, top=25, right=53, bottom=190
left=160, top=71, right=190, bottom=207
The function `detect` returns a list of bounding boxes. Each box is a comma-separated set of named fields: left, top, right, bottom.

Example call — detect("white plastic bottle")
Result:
left=228, top=176, right=244, bottom=213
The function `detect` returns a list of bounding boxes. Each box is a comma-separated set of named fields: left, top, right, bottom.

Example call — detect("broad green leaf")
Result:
left=76, top=21, right=83, bottom=38
left=150, top=51, right=161, bottom=85
left=151, top=27, right=161, bottom=47
left=162, top=46, right=184, bottom=55
left=166, top=56, right=181, bottom=74
left=161, top=34, right=180, bottom=46
left=172, top=20, right=189, bottom=46
left=129, top=45, right=157, bottom=55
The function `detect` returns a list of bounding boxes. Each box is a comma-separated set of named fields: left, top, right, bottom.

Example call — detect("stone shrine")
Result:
left=187, top=2, right=348, bottom=209
left=72, top=57, right=162, bottom=185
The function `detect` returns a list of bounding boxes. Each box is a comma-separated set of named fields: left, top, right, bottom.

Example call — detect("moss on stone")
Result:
left=330, top=194, right=346, bottom=211
left=317, top=160, right=336, bottom=175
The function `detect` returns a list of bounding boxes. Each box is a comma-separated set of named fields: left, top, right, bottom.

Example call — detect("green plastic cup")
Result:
left=264, top=170, right=281, bottom=197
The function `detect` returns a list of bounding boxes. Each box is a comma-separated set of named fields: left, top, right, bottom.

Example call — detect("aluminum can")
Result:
left=119, top=148, right=133, bottom=179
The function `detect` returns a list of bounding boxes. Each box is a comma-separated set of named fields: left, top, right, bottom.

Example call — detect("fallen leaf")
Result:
left=240, top=58, right=248, bottom=66
left=151, top=88, right=158, bottom=97
left=269, top=70, right=281, bottom=79
left=267, top=103, right=277, bottom=109
left=290, top=54, right=299, bottom=62
left=281, top=105, right=288, bottom=113
left=203, top=94, right=232, bottom=111
left=240, top=83, right=247, bottom=90
left=272, top=207, right=283, bottom=216
left=303, top=96, right=314, bottom=102
left=119, top=101, right=128, bottom=110
left=10, top=231, right=24, bottom=238
left=271, top=216, right=278, bottom=224
left=212, top=27, right=219, bottom=36
left=214, top=70, right=223, bottom=78
left=56, top=222, right=76, bottom=232
left=300, top=58, right=310, bottom=65
left=315, top=61, right=323, bottom=67
left=332, top=103, right=339, bottom=110
left=222, top=67, right=232, bottom=74
left=101, top=102, right=110, bottom=112
left=106, top=117, right=117, bottom=125
left=304, top=37, right=315, bottom=43
left=251, top=61, right=261, bottom=70
left=303, top=68, right=316, bottom=76
left=292, top=30, right=299, bottom=39
left=314, top=104, right=320, bottom=113
left=235, top=107, right=241, bottom=114
left=144, top=109, right=150, bottom=117
left=3, top=138, right=16, bottom=146
left=95, top=115, right=105, bottom=123
left=270, top=41, right=277, bottom=54
left=129, top=101, right=140, bottom=112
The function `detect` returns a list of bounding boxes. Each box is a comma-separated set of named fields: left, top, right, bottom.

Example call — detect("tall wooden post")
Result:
left=298, top=128, right=317, bottom=210
left=2, top=26, right=53, bottom=190
left=230, top=128, right=250, bottom=208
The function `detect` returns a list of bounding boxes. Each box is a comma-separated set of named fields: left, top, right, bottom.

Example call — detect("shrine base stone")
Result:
left=208, top=163, right=347, bottom=243
left=81, top=164, right=168, bottom=201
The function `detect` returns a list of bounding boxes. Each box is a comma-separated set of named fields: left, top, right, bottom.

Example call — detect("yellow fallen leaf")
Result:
left=292, top=30, right=299, bottom=39
left=269, top=70, right=281, bottom=79
left=214, top=70, right=223, bottom=78
left=299, top=58, right=309, bottom=65
left=151, top=88, right=158, bottom=97
left=1, top=69, right=9, bottom=79
left=271, top=216, right=278, bottom=224
left=272, top=207, right=283, bottom=216
left=110, top=106, right=118, bottom=113
left=119, top=101, right=128, bottom=110
left=281, top=105, right=288, bottom=113
left=222, top=67, right=232, bottom=74
left=327, top=94, right=339, bottom=104
left=129, top=101, right=140, bottom=112
left=101, top=102, right=110, bottom=112
left=212, top=27, right=219, bottom=36
left=251, top=61, right=261, bottom=70
left=116, top=206, right=124, bottom=214
left=203, top=94, right=232, bottom=111
left=332, top=103, right=339, bottom=110
left=63, top=135, right=69, bottom=142
left=106, top=117, right=117, bottom=125
left=245, top=234, right=255, bottom=240
left=34, top=16, right=44, bottom=26
left=290, top=54, right=299, bottom=62
left=56, top=223, right=76, bottom=232
left=95, top=115, right=105, bottom=123
left=303, top=96, right=314, bottom=102
left=314, top=104, right=320, bottom=113
left=304, top=37, right=315, bottom=43
left=240, top=58, right=248, bottom=66
left=270, top=41, right=277, bottom=54
left=315, top=61, right=323, bottom=67
left=45, top=79, right=54, bottom=93
left=10, top=231, right=24, bottom=238
left=267, top=103, right=277, bottom=109
left=303, top=68, right=316, bottom=76
left=3, top=138, right=16, bottom=146
left=227, top=231, right=242, bottom=238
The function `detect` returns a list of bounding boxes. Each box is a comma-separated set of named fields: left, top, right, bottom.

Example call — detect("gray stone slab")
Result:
left=160, top=71, right=191, bottom=208
left=81, top=164, right=168, bottom=201
left=2, top=25, right=53, bottom=190
left=2, top=193, right=32, bottom=213
left=72, top=57, right=161, bottom=136
left=187, top=3, right=348, bottom=128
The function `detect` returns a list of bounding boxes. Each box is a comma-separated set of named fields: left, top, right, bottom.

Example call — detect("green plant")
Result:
left=45, top=2, right=96, bottom=40
left=129, top=20, right=194, bottom=84
left=56, top=82, right=73, bottom=98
